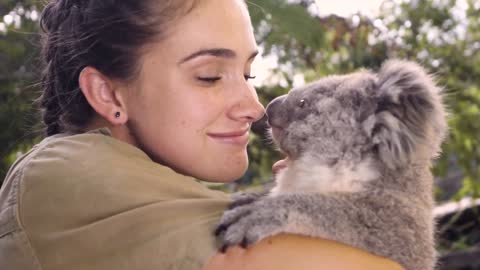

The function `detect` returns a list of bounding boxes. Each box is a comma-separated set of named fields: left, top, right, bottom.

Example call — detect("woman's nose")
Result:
left=228, top=83, right=265, bottom=123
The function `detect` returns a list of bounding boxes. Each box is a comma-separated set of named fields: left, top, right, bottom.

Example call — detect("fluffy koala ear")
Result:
left=363, top=59, right=447, bottom=170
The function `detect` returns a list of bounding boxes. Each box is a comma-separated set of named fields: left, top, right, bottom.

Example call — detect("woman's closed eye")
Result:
left=197, top=74, right=256, bottom=84
left=197, top=76, right=222, bottom=83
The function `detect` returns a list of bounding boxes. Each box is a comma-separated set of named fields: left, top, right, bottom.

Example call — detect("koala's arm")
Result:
left=216, top=193, right=374, bottom=248
left=216, top=192, right=432, bottom=270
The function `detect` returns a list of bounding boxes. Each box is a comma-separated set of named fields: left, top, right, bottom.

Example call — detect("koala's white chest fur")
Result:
left=270, top=156, right=380, bottom=196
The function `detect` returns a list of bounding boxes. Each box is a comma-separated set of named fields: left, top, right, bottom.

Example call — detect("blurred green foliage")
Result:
left=1, top=0, right=480, bottom=203
left=0, top=1, right=41, bottom=180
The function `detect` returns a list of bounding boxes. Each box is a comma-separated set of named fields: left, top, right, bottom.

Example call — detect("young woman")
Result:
left=0, top=0, right=405, bottom=269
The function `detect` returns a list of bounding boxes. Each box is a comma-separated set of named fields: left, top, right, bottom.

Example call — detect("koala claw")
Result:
left=221, top=214, right=269, bottom=250
left=216, top=203, right=252, bottom=231
left=240, top=237, right=249, bottom=249
left=219, top=244, right=229, bottom=253
left=214, top=224, right=227, bottom=237
left=218, top=237, right=250, bottom=253
left=216, top=199, right=287, bottom=252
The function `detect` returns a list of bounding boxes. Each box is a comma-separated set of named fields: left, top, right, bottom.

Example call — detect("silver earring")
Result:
left=115, top=112, right=121, bottom=118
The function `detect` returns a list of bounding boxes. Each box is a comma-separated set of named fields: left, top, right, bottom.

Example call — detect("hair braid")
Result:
left=37, top=0, right=194, bottom=136
left=39, top=0, right=91, bottom=135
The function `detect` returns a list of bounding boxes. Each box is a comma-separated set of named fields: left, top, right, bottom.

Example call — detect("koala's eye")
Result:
left=299, top=99, right=306, bottom=108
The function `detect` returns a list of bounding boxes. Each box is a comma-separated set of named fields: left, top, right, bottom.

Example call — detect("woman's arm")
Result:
left=204, top=234, right=406, bottom=270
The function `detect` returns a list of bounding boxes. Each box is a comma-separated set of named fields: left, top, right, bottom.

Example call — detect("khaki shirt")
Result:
left=0, top=128, right=230, bottom=270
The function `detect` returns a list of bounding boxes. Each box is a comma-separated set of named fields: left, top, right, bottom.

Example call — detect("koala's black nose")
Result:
left=266, top=95, right=287, bottom=127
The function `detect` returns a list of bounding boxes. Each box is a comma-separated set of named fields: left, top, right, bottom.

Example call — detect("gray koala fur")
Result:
left=215, top=59, right=448, bottom=270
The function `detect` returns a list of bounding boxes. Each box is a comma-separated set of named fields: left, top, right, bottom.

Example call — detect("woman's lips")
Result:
left=207, top=129, right=250, bottom=145
left=272, top=157, right=289, bottom=174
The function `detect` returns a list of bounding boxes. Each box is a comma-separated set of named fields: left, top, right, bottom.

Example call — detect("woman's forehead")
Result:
left=157, top=0, right=256, bottom=59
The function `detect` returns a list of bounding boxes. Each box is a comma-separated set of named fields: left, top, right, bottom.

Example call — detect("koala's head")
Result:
left=267, top=60, right=447, bottom=181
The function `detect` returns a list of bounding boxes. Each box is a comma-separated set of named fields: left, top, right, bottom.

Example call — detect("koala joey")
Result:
left=215, top=60, right=448, bottom=270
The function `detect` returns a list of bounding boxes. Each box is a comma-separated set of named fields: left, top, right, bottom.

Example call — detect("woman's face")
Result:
left=126, top=0, right=265, bottom=182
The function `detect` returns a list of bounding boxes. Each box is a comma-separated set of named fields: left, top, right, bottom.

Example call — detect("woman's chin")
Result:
left=202, top=161, right=249, bottom=183
left=200, top=175, right=243, bottom=183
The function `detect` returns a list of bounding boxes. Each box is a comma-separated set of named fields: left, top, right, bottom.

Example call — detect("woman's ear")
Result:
left=79, top=66, right=129, bottom=125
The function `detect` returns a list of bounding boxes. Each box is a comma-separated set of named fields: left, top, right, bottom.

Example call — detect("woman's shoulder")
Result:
left=11, top=128, right=160, bottom=186
left=1, top=128, right=231, bottom=270
left=5, top=128, right=136, bottom=177
left=2, top=129, right=128, bottom=198
left=14, top=128, right=228, bottom=202
left=27, top=128, right=150, bottom=168
left=204, top=234, right=406, bottom=270
left=5, top=127, right=227, bottom=224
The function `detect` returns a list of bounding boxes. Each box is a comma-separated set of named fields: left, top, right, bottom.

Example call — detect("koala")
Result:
left=215, top=60, right=448, bottom=270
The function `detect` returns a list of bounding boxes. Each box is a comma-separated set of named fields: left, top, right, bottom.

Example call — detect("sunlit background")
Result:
left=1, top=0, right=480, bottom=268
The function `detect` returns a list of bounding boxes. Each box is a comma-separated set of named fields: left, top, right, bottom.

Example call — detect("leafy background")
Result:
left=1, top=0, right=480, bottom=268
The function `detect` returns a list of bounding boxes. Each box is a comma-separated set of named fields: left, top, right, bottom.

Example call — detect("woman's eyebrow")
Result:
left=179, top=48, right=259, bottom=64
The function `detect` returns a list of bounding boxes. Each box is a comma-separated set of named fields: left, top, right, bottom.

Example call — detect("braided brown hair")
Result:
left=38, top=0, right=194, bottom=136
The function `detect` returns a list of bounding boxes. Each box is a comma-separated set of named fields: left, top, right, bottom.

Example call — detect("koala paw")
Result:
left=215, top=198, right=288, bottom=253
